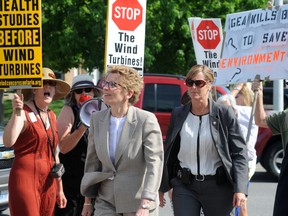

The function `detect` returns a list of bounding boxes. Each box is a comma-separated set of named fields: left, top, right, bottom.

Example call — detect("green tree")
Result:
left=0, top=0, right=269, bottom=125
left=41, top=0, right=267, bottom=74
left=145, top=0, right=267, bottom=75
left=42, top=0, right=107, bottom=72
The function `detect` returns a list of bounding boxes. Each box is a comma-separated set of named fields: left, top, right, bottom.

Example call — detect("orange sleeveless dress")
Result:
left=8, top=105, right=57, bottom=216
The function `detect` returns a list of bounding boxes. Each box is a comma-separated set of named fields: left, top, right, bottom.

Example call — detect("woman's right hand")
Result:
left=159, top=191, right=166, bottom=207
left=251, top=80, right=263, bottom=93
left=81, top=204, right=93, bottom=216
left=56, top=190, right=67, bottom=208
left=12, top=93, right=24, bottom=112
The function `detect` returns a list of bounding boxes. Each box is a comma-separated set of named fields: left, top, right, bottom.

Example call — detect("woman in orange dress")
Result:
left=3, top=68, right=69, bottom=216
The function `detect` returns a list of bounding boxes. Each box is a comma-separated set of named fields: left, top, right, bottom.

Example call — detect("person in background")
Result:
left=231, top=83, right=254, bottom=107
left=231, top=83, right=258, bottom=178
left=3, top=68, right=69, bottom=216
left=81, top=65, right=164, bottom=216
left=55, top=74, right=102, bottom=216
left=217, top=94, right=259, bottom=216
left=252, top=80, right=288, bottom=216
left=159, top=64, right=248, bottom=216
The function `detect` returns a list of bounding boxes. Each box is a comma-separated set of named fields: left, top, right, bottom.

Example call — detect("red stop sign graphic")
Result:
left=112, top=0, right=143, bottom=31
left=196, top=20, right=220, bottom=49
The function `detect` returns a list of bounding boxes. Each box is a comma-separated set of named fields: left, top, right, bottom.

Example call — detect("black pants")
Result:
left=171, top=177, right=234, bottom=216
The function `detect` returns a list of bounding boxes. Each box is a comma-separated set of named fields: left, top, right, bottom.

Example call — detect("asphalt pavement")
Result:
left=247, top=164, right=278, bottom=216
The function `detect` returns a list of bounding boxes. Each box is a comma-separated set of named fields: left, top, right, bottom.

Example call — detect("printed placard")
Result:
left=105, top=0, right=146, bottom=76
left=188, top=18, right=223, bottom=80
left=216, top=5, right=288, bottom=85
left=0, top=0, right=42, bottom=89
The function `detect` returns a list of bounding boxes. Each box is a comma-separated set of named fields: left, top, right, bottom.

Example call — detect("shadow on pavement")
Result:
left=251, top=170, right=278, bottom=183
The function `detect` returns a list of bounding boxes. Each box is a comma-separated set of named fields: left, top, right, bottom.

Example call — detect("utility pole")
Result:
left=273, top=0, right=284, bottom=111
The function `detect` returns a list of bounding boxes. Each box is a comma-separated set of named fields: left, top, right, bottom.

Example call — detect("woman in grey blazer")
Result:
left=81, top=65, right=164, bottom=216
left=159, top=65, right=249, bottom=216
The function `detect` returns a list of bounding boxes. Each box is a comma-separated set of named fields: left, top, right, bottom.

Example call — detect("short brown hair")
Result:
left=106, top=65, right=144, bottom=105
left=186, top=65, right=214, bottom=83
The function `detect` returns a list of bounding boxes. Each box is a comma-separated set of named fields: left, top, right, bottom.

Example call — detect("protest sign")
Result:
left=0, top=0, right=42, bottom=89
left=188, top=18, right=223, bottom=79
left=216, top=5, right=288, bottom=85
left=105, top=0, right=146, bottom=76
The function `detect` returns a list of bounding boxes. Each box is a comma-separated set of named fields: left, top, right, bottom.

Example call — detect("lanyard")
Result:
left=33, top=100, right=57, bottom=164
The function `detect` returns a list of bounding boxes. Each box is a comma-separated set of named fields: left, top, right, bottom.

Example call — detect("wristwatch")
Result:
left=140, top=204, right=150, bottom=209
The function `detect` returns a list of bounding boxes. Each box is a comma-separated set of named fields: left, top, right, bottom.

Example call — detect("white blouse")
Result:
left=178, top=112, right=222, bottom=175
left=109, top=115, right=126, bottom=164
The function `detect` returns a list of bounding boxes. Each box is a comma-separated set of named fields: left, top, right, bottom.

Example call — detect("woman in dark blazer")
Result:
left=159, top=65, right=249, bottom=216
left=81, top=65, right=164, bottom=216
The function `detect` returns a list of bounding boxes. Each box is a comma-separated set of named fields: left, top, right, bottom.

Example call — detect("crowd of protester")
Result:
left=3, top=64, right=287, bottom=216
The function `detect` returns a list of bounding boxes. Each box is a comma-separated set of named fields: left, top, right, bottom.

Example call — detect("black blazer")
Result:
left=160, top=99, right=249, bottom=195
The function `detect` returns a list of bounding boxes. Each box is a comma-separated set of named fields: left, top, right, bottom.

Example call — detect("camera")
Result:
left=50, top=163, right=65, bottom=178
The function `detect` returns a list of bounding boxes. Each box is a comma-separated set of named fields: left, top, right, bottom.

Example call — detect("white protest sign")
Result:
left=188, top=18, right=223, bottom=79
left=105, top=0, right=146, bottom=76
left=216, top=5, right=288, bottom=85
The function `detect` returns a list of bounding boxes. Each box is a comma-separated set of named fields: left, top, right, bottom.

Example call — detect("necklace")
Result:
left=33, top=100, right=48, bottom=113
left=33, top=100, right=49, bottom=128
left=38, top=107, right=48, bottom=113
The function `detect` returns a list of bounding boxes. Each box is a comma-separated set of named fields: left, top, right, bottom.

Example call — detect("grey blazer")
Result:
left=81, top=106, right=164, bottom=213
left=160, top=99, right=249, bottom=195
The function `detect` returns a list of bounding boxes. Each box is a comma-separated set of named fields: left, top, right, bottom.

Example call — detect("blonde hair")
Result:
left=106, top=65, right=144, bottom=105
left=239, top=83, right=254, bottom=106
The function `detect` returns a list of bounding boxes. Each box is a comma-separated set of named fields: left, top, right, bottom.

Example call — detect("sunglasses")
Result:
left=185, top=79, right=207, bottom=88
left=74, top=88, right=93, bottom=94
left=43, top=80, right=57, bottom=86
left=100, top=80, right=121, bottom=89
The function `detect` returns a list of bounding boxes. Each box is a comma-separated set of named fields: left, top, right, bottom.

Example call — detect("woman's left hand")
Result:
left=57, top=191, right=67, bottom=208
left=136, top=199, right=151, bottom=216
left=233, top=192, right=247, bottom=207
left=136, top=208, right=149, bottom=216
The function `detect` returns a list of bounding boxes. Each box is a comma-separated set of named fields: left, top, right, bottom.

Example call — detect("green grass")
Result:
left=3, top=99, right=64, bottom=125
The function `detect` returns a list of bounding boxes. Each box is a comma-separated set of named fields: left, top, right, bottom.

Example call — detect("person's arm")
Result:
left=137, top=113, right=164, bottom=214
left=81, top=113, right=102, bottom=198
left=3, top=93, right=26, bottom=147
left=224, top=107, right=248, bottom=206
left=57, top=105, right=88, bottom=154
left=231, top=83, right=244, bottom=97
left=55, top=152, right=67, bottom=208
left=251, top=80, right=269, bottom=128
left=81, top=197, right=94, bottom=216
left=55, top=177, right=67, bottom=208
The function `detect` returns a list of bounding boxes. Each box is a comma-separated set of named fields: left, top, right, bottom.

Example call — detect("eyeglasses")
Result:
left=185, top=79, right=207, bottom=88
left=235, top=94, right=242, bottom=99
left=74, top=88, right=93, bottom=94
left=100, top=80, right=121, bottom=89
left=43, top=80, right=57, bottom=86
